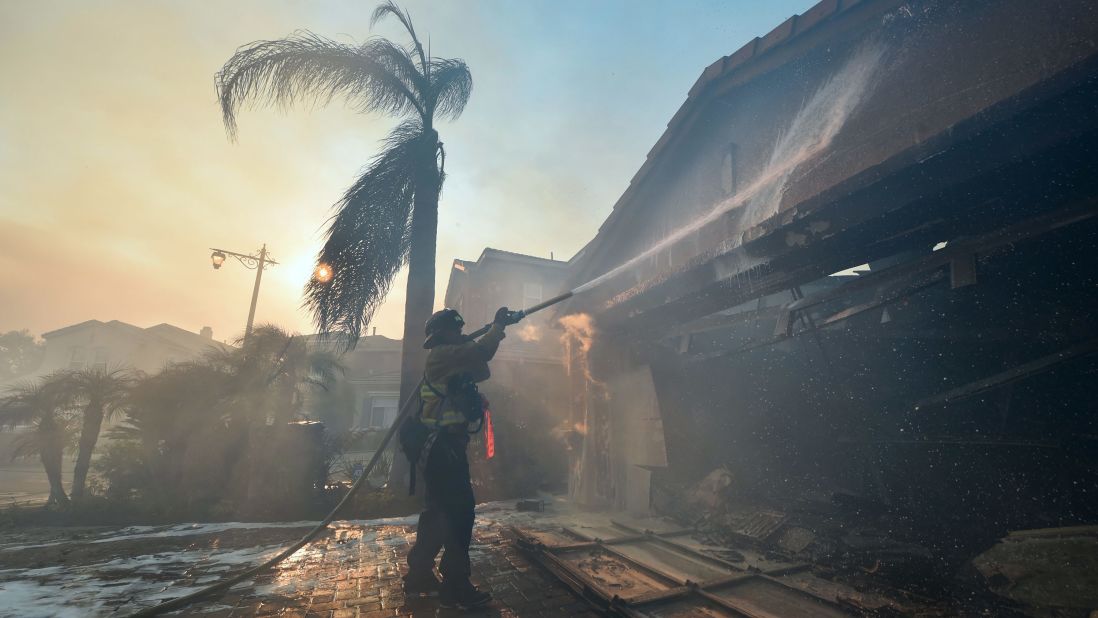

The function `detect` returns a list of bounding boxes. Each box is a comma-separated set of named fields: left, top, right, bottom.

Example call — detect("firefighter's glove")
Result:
left=494, top=306, right=523, bottom=326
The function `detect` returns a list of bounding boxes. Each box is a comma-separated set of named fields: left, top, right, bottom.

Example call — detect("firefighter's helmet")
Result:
left=424, top=308, right=465, bottom=349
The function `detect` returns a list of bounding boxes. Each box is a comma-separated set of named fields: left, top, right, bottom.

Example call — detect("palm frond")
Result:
left=216, top=31, right=422, bottom=139
left=68, top=365, right=134, bottom=408
left=306, top=351, right=345, bottom=391
left=371, top=0, right=427, bottom=72
left=105, top=422, right=142, bottom=442
left=304, top=120, right=425, bottom=343
left=0, top=380, right=41, bottom=428
left=361, top=38, right=427, bottom=106
left=8, top=415, right=76, bottom=460
left=427, top=58, right=473, bottom=120
left=0, top=373, right=74, bottom=429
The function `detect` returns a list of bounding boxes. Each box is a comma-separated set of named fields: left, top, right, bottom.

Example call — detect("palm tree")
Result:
left=63, top=367, right=134, bottom=499
left=121, top=360, right=234, bottom=500
left=0, top=374, right=75, bottom=506
left=215, top=1, right=472, bottom=419
left=207, top=324, right=343, bottom=425
left=109, top=327, right=341, bottom=510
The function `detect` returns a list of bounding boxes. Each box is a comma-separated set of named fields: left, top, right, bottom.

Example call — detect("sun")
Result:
left=314, top=263, right=333, bottom=283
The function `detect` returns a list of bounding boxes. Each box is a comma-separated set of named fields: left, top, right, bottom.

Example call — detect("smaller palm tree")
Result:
left=121, top=360, right=233, bottom=495
left=62, top=367, right=135, bottom=499
left=0, top=374, right=76, bottom=506
left=206, top=325, right=343, bottom=425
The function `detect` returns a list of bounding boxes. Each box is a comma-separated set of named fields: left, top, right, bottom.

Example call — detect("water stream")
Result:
left=573, top=41, right=886, bottom=296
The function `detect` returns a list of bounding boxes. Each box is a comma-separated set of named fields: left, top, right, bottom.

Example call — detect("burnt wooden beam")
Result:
left=914, top=338, right=1098, bottom=410
left=653, top=200, right=1095, bottom=348
left=665, top=304, right=786, bottom=339
left=949, top=253, right=978, bottom=288
left=837, top=437, right=1061, bottom=449
left=668, top=203, right=1096, bottom=362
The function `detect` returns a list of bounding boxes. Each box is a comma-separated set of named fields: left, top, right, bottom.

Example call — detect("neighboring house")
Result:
left=444, top=248, right=572, bottom=364
left=28, top=320, right=227, bottom=380
left=341, top=335, right=402, bottom=430
left=444, top=248, right=572, bottom=488
left=445, top=248, right=571, bottom=331
left=301, top=333, right=402, bottom=431
left=0, top=320, right=229, bottom=499
left=300, top=333, right=402, bottom=483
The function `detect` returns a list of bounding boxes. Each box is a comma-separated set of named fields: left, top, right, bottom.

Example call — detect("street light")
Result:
left=208, top=244, right=278, bottom=341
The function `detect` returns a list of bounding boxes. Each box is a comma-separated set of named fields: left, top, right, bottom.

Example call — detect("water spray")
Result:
left=567, top=42, right=886, bottom=296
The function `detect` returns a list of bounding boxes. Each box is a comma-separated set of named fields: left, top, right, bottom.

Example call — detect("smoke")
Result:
left=516, top=323, right=541, bottom=342
left=573, top=41, right=886, bottom=295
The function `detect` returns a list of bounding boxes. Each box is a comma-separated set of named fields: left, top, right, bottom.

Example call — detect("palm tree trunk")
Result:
left=391, top=129, right=441, bottom=486
left=71, top=402, right=104, bottom=499
left=40, top=424, right=68, bottom=506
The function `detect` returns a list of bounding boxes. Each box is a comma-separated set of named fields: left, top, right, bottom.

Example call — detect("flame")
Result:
left=559, top=313, right=596, bottom=354
left=517, top=323, right=541, bottom=342
left=550, top=420, right=587, bottom=451
left=559, top=313, right=598, bottom=384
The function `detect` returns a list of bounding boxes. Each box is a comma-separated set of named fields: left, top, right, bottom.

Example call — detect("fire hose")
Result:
left=127, top=291, right=574, bottom=617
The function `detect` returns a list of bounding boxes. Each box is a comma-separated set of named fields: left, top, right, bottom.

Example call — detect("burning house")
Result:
left=546, top=0, right=1098, bottom=611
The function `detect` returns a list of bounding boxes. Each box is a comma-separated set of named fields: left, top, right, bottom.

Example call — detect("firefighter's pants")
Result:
left=406, top=432, right=474, bottom=584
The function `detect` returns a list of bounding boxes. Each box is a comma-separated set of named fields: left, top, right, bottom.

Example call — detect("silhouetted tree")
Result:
left=103, top=325, right=342, bottom=513
left=0, top=374, right=75, bottom=506
left=63, top=367, right=134, bottom=499
left=0, top=330, right=45, bottom=379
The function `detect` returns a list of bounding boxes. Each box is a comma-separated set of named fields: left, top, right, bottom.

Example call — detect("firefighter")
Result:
left=403, top=306, right=521, bottom=609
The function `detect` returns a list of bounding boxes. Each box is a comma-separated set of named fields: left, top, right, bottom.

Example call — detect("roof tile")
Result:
left=798, top=0, right=839, bottom=33
left=758, top=15, right=799, bottom=55
left=726, top=37, right=759, bottom=72
left=689, top=57, right=728, bottom=97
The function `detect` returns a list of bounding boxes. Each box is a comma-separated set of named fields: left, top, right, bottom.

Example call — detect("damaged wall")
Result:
left=566, top=329, right=668, bottom=514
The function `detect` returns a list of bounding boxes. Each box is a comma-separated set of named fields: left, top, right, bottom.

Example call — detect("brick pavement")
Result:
left=183, top=518, right=601, bottom=618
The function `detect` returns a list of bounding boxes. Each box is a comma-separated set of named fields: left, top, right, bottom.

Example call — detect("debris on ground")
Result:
left=972, top=525, right=1098, bottom=616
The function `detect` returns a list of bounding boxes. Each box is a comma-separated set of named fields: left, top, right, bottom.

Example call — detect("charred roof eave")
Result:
left=587, top=57, right=1098, bottom=337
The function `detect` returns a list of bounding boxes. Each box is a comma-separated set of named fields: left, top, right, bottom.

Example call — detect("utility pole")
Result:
left=244, top=244, right=268, bottom=340
left=209, top=244, right=278, bottom=342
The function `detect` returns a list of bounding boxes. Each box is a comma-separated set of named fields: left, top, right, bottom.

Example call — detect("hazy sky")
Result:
left=0, top=0, right=814, bottom=342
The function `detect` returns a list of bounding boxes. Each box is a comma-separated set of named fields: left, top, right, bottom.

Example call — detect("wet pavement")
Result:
left=0, top=499, right=604, bottom=618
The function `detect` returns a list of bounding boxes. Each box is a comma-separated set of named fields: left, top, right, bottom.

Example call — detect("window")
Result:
left=93, top=347, right=108, bottom=371
left=523, top=283, right=543, bottom=310
left=69, top=346, right=86, bottom=369
left=363, top=396, right=398, bottom=428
